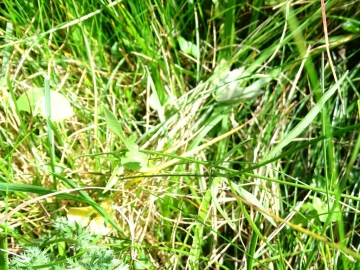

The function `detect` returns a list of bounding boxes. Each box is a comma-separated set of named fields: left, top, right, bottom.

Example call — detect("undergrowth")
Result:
left=1, top=0, right=360, bottom=269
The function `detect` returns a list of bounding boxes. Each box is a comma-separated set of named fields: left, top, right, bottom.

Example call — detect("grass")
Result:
left=1, top=0, right=360, bottom=269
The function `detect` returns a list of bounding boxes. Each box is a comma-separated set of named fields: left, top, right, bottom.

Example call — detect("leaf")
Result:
left=16, top=88, right=73, bottom=121
left=292, top=203, right=319, bottom=227
left=125, top=135, right=139, bottom=152
left=342, top=20, right=360, bottom=33
left=103, top=164, right=123, bottom=194
left=110, top=42, right=122, bottom=58
left=212, top=59, right=264, bottom=104
left=104, top=108, right=149, bottom=172
left=67, top=201, right=113, bottom=235
left=122, top=135, right=149, bottom=171
left=312, top=197, right=341, bottom=223
left=178, top=36, right=199, bottom=58
left=148, top=91, right=165, bottom=123
left=103, top=107, right=127, bottom=145
left=121, top=150, right=149, bottom=172
left=212, top=62, right=280, bottom=104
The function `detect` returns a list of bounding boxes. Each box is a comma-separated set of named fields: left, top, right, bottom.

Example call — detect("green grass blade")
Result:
left=263, top=71, right=348, bottom=161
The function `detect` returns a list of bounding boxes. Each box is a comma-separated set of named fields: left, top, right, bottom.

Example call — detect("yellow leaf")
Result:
left=67, top=201, right=113, bottom=235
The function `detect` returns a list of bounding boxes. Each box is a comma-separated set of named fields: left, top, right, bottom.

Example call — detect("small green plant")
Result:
left=104, top=107, right=149, bottom=172
left=102, top=107, right=150, bottom=192
left=9, top=218, right=128, bottom=270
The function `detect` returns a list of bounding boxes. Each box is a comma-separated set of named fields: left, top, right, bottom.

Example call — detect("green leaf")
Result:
left=125, top=135, right=139, bottom=152
left=121, top=150, right=148, bottom=172
left=110, top=42, right=122, bottom=58
left=292, top=203, right=319, bottom=227
left=0, top=182, right=89, bottom=203
left=148, top=91, right=165, bottom=123
left=342, top=20, right=360, bottom=33
left=16, top=88, right=73, bottom=121
left=178, top=36, right=199, bottom=58
left=312, top=197, right=341, bottom=223
left=103, top=107, right=127, bottom=145
left=104, top=108, right=149, bottom=172
left=17, top=88, right=43, bottom=113
left=103, top=165, right=123, bottom=193
left=123, top=135, right=149, bottom=171
left=211, top=59, right=273, bottom=104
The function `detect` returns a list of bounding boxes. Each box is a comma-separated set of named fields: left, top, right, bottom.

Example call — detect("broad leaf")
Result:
left=211, top=59, right=273, bottom=104
left=178, top=36, right=199, bottom=58
left=103, top=165, right=123, bottom=194
left=104, top=107, right=127, bottom=144
left=121, top=150, right=149, bottom=172
left=17, top=88, right=73, bottom=121
left=125, top=135, right=139, bottom=152
left=104, top=108, right=149, bottom=172
left=67, top=201, right=114, bottom=235
left=312, top=197, right=341, bottom=223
